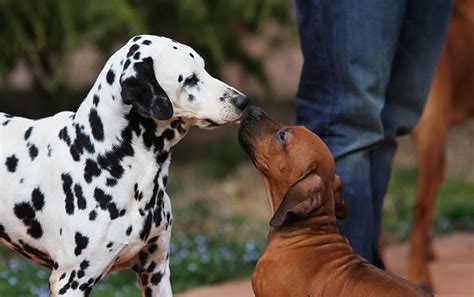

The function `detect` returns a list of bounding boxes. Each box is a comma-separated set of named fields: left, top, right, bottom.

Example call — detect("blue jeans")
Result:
left=295, top=0, right=453, bottom=267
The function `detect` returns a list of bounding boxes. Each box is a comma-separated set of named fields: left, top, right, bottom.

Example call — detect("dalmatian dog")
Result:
left=0, top=35, right=248, bottom=297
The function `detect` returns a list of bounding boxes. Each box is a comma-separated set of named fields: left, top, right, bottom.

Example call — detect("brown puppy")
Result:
left=409, top=0, right=474, bottom=289
left=239, top=106, right=429, bottom=297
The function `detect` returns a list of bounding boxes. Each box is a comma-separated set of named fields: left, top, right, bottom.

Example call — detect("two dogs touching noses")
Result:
left=238, top=106, right=430, bottom=297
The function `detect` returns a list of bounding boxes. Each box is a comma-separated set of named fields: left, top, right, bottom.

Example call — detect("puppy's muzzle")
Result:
left=238, top=106, right=279, bottom=158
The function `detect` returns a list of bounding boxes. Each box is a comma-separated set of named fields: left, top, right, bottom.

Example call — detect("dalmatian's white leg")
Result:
left=132, top=234, right=172, bottom=297
left=137, top=257, right=172, bottom=297
left=49, top=257, right=116, bottom=297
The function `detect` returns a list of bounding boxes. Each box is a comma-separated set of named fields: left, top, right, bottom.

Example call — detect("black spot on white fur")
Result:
left=89, top=210, right=97, bottom=221
left=58, top=127, right=71, bottom=146
left=126, top=225, right=132, bottom=236
left=150, top=272, right=164, bottom=285
left=24, top=127, right=33, bottom=140
left=93, top=94, right=100, bottom=106
left=162, top=129, right=175, bottom=141
left=106, top=69, right=115, bottom=85
left=74, top=184, right=87, bottom=210
left=78, top=260, right=89, bottom=279
left=28, top=144, right=38, bottom=160
left=14, top=201, right=43, bottom=239
left=31, top=188, right=45, bottom=211
left=84, top=159, right=101, bottom=183
left=89, top=109, right=104, bottom=141
left=74, top=232, right=89, bottom=256
left=123, top=59, right=131, bottom=71
left=62, top=173, right=75, bottom=215
left=5, top=155, right=18, bottom=172
left=127, top=44, right=139, bottom=58
left=140, top=212, right=153, bottom=241
left=69, top=124, right=95, bottom=161
left=106, top=178, right=117, bottom=187
left=94, top=188, right=126, bottom=220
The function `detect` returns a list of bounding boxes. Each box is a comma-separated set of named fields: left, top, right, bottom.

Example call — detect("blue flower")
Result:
left=187, top=263, right=198, bottom=272
left=8, top=276, right=17, bottom=286
left=8, top=259, right=19, bottom=272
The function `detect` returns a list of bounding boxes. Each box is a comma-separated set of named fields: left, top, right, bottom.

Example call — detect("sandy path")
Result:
left=177, top=233, right=474, bottom=297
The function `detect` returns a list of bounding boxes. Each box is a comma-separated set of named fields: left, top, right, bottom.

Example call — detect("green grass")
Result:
left=0, top=164, right=472, bottom=296
left=191, top=139, right=249, bottom=180
left=383, top=167, right=474, bottom=243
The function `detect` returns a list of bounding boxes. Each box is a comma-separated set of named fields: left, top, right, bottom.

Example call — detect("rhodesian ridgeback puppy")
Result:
left=238, top=106, right=430, bottom=297
left=409, top=0, right=474, bottom=290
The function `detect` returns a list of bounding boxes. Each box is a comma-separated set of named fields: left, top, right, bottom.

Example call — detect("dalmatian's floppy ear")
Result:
left=121, top=57, right=174, bottom=120
left=270, top=172, right=323, bottom=227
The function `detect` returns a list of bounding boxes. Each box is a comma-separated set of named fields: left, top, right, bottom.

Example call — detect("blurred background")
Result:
left=0, top=1, right=472, bottom=296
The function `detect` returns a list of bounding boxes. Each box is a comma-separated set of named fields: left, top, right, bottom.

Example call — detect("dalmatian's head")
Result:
left=119, top=35, right=248, bottom=129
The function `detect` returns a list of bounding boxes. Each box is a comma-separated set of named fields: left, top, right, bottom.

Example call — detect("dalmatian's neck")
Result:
left=72, top=60, right=189, bottom=169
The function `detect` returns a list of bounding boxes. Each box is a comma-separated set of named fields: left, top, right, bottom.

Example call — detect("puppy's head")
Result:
left=238, top=106, right=346, bottom=227
left=118, top=35, right=248, bottom=128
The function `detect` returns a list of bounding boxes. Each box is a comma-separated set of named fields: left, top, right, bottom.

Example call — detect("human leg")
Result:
left=381, top=0, right=453, bottom=288
left=295, top=0, right=407, bottom=262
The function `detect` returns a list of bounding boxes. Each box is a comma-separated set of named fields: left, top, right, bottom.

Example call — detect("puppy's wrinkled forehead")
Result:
left=289, top=127, right=335, bottom=175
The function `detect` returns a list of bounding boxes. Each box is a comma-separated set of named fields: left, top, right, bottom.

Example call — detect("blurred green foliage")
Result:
left=137, top=0, right=294, bottom=95
left=0, top=0, right=294, bottom=97
left=195, top=139, right=249, bottom=180
left=0, top=0, right=143, bottom=93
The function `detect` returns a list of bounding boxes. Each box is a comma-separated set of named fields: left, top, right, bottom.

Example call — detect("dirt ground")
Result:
left=177, top=233, right=474, bottom=297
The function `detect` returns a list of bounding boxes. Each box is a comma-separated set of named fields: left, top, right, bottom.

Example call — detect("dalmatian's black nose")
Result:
left=232, top=94, right=249, bottom=111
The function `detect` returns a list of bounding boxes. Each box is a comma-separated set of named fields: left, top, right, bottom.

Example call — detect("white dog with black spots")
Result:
left=0, top=34, right=248, bottom=297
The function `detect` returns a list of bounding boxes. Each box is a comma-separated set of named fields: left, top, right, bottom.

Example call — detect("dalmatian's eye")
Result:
left=184, top=74, right=199, bottom=86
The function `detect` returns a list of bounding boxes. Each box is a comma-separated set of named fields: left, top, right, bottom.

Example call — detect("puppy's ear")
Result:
left=121, top=57, right=173, bottom=120
left=270, top=173, right=323, bottom=227
left=333, top=175, right=347, bottom=220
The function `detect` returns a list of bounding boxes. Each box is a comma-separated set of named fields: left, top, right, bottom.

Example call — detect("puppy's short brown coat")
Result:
left=239, top=106, right=429, bottom=297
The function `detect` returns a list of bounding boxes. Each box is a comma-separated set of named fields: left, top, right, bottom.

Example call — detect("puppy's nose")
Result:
left=232, top=94, right=249, bottom=111
left=247, top=105, right=263, bottom=117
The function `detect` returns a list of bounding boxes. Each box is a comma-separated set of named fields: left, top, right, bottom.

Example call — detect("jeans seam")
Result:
left=314, top=0, right=336, bottom=148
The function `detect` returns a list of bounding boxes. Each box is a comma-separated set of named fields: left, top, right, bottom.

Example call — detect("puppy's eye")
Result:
left=277, top=130, right=286, bottom=143
left=184, top=74, right=199, bottom=86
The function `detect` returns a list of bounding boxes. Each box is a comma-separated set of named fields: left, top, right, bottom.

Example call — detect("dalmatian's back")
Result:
left=0, top=111, right=75, bottom=250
